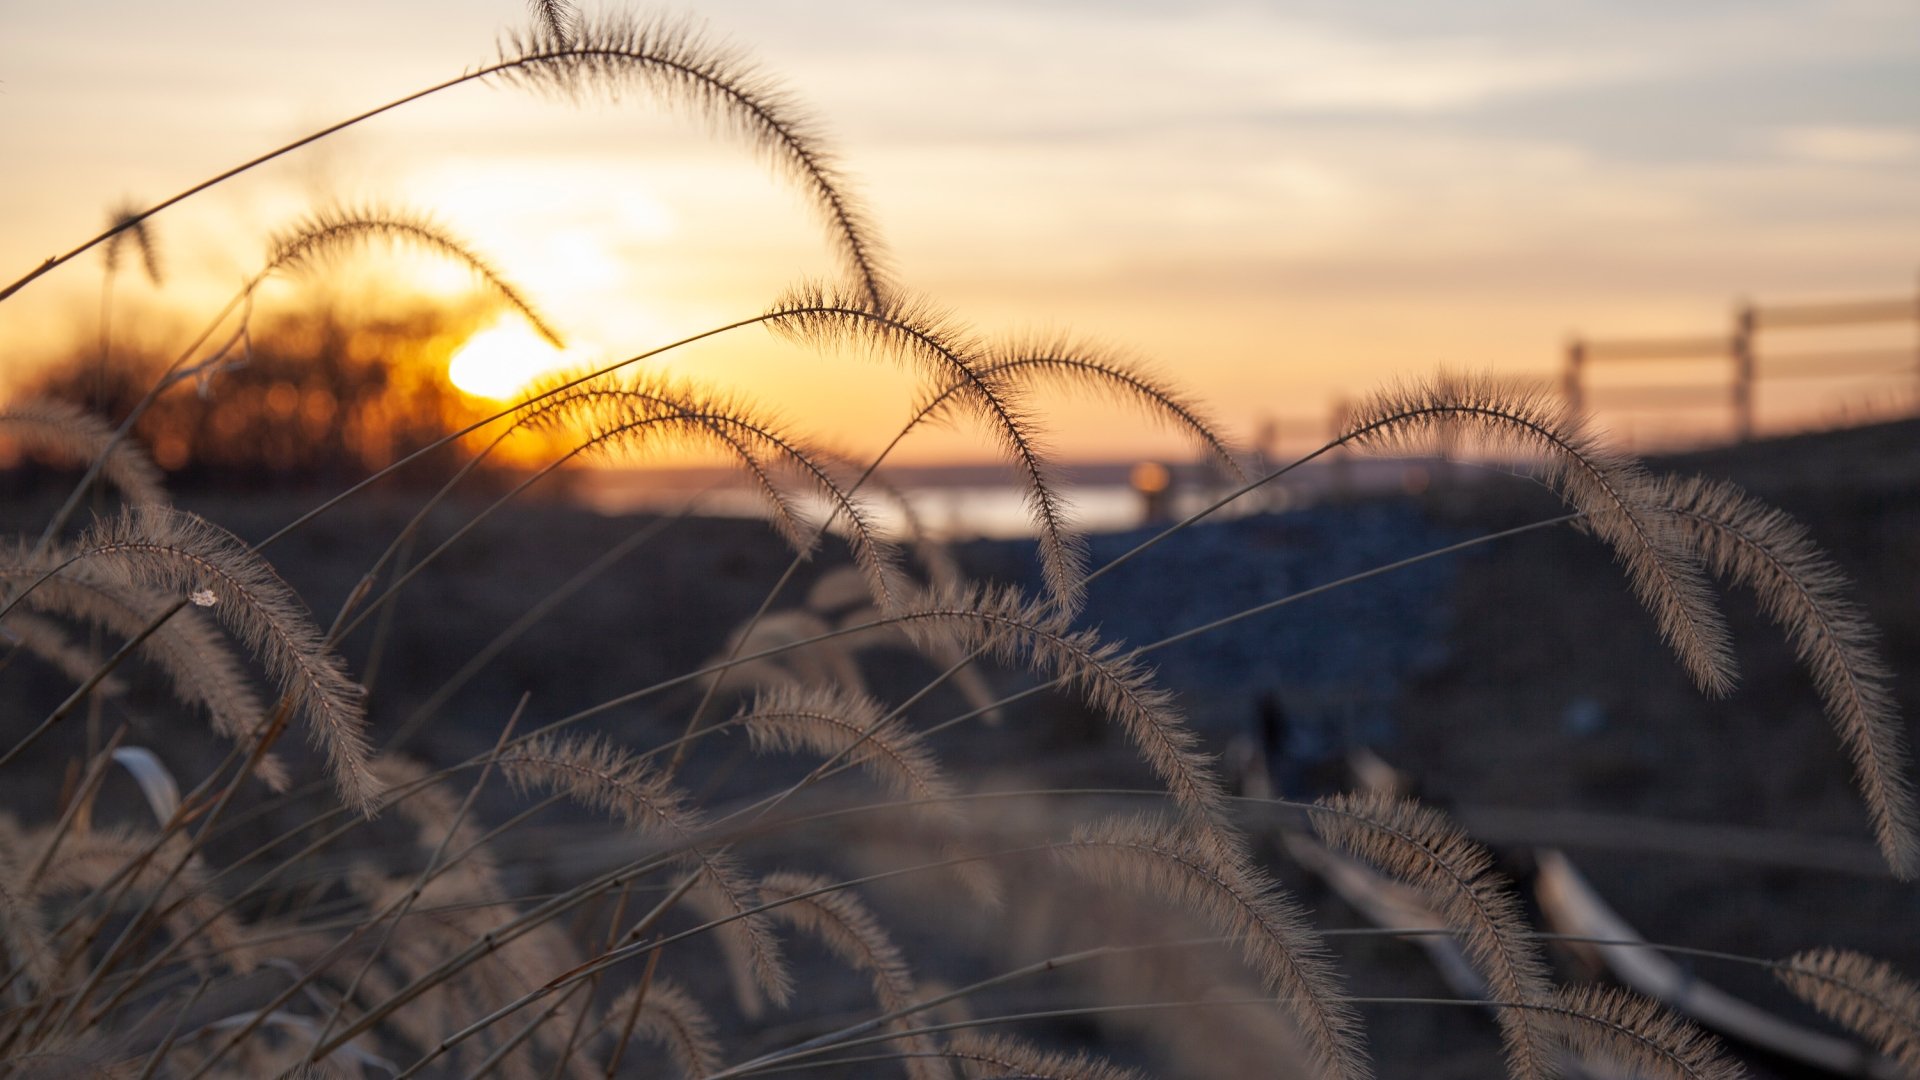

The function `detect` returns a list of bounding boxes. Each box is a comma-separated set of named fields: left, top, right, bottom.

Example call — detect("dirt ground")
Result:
left=3, top=418, right=1915, bottom=1077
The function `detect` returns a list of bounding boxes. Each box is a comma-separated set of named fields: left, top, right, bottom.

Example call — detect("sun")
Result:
left=447, top=321, right=575, bottom=400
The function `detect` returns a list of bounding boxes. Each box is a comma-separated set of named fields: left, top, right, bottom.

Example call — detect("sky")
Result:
left=3, top=0, right=1917, bottom=462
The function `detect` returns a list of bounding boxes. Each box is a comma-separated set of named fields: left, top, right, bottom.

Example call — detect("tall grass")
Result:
left=2, top=5, right=1916, bottom=1078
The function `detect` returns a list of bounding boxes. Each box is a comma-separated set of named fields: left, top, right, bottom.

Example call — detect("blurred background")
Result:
left=4, top=5, right=1920, bottom=1075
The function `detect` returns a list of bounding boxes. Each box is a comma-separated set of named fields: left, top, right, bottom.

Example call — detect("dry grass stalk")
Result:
left=711, top=610, right=867, bottom=694
left=527, top=0, right=575, bottom=47
left=1774, top=948, right=1920, bottom=1072
left=102, top=200, right=164, bottom=286
left=740, top=685, right=957, bottom=823
left=759, top=871, right=951, bottom=1080
left=0, top=554, right=284, bottom=791
left=1057, top=816, right=1370, bottom=1080
left=1310, top=792, right=1556, bottom=1080
left=367, top=756, right=504, bottom=899
left=946, top=1032, right=1143, bottom=1080
left=73, top=508, right=372, bottom=811
left=2, top=9, right=1910, bottom=1078
left=766, top=285, right=1084, bottom=612
left=1650, top=474, right=1920, bottom=879
left=1, top=613, right=129, bottom=700
left=1541, top=985, right=1744, bottom=1080
left=1343, top=372, right=1735, bottom=697
left=0, top=826, right=58, bottom=988
left=528, top=378, right=906, bottom=611
left=0, top=1042, right=136, bottom=1079
left=596, top=977, right=720, bottom=1078
left=0, top=399, right=167, bottom=510
left=894, top=584, right=1224, bottom=821
left=497, top=733, right=792, bottom=1015
left=30, top=824, right=255, bottom=980
left=263, top=205, right=561, bottom=347
left=353, top=869, right=579, bottom=1073
left=910, top=341, right=1246, bottom=481
left=494, top=12, right=889, bottom=307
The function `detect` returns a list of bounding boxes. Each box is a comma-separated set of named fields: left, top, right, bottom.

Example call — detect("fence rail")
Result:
left=1564, top=273, right=1920, bottom=442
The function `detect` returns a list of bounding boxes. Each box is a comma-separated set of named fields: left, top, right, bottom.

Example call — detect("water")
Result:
left=575, top=458, right=1440, bottom=538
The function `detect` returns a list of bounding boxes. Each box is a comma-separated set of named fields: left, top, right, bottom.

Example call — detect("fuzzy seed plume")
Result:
left=0, top=1043, right=138, bottom=1079
left=947, top=1033, right=1143, bottom=1080
left=908, top=339, right=1245, bottom=481
left=264, top=204, right=560, bottom=346
left=0, top=398, right=168, bottom=509
left=74, top=508, right=373, bottom=812
left=32, top=824, right=256, bottom=975
left=766, top=284, right=1084, bottom=612
left=528, top=378, right=906, bottom=611
left=893, top=584, right=1224, bottom=821
left=804, top=555, right=1004, bottom=725
left=1540, top=985, right=1742, bottom=1080
left=715, top=609, right=866, bottom=694
left=1, top=612, right=128, bottom=698
left=0, top=551, right=282, bottom=790
left=0, top=832, right=55, bottom=988
left=494, top=13, right=889, bottom=306
left=1343, top=372, right=1735, bottom=697
left=739, top=685, right=957, bottom=822
left=103, top=200, right=164, bottom=285
left=760, top=872, right=949, bottom=1080
left=598, top=978, right=720, bottom=1079
left=1311, top=792, right=1556, bottom=1079
left=1651, top=474, right=1920, bottom=879
left=1057, top=816, right=1370, bottom=1080
left=498, top=733, right=791, bottom=1013
left=1774, top=948, right=1920, bottom=1072
left=368, top=755, right=502, bottom=898
left=527, top=0, right=575, bottom=45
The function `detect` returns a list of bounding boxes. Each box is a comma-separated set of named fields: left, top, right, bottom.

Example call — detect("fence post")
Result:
left=1732, top=301, right=1755, bottom=442
left=1564, top=336, right=1586, bottom=415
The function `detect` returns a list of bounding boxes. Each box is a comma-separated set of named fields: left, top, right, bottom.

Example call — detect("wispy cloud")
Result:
left=1773, top=125, right=1920, bottom=164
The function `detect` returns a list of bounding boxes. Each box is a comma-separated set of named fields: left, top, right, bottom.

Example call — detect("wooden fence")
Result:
left=1563, top=275, right=1920, bottom=442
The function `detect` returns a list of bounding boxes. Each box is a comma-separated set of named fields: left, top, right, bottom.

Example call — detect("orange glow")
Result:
left=447, top=322, right=573, bottom=401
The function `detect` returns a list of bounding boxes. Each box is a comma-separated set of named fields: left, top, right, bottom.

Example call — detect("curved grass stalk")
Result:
left=527, top=379, right=906, bottom=611
left=264, top=204, right=562, bottom=345
left=886, top=585, right=1223, bottom=822
left=1, top=13, right=886, bottom=308
left=70, top=509, right=375, bottom=814
left=0, top=399, right=167, bottom=510
left=1774, top=949, right=1920, bottom=1072
left=1310, top=792, right=1555, bottom=1079
left=593, top=977, right=719, bottom=1078
left=757, top=872, right=948, bottom=1080
left=1056, top=815, right=1369, bottom=1080
left=498, top=734, right=792, bottom=1016
left=0, top=559, right=274, bottom=783
left=1649, top=474, right=1919, bottom=880
left=1539, top=985, right=1743, bottom=1080
left=369, top=842, right=1062, bottom=1077
left=913, top=342, right=1246, bottom=481
left=739, top=686, right=957, bottom=824
left=1341, top=372, right=1734, bottom=697
left=765, top=285, right=1082, bottom=612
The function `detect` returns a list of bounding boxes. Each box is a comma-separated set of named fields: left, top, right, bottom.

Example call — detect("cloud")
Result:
left=1773, top=125, right=1920, bottom=165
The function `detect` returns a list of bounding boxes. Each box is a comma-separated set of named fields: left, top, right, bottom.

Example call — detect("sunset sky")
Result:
left=4, top=0, right=1917, bottom=462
